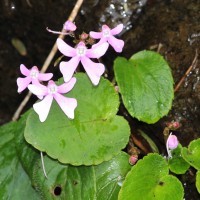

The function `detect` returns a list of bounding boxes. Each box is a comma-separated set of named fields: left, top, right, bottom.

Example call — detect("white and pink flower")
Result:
left=17, top=64, right=53, bottom=93
left=28, top=78, right=77, bottom=122
left=57, top=38, right=109, bottom=85
left=90, top=24, right=124, bottom=53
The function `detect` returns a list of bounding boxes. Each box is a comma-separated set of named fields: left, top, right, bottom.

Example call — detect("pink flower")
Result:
left=17, top=64, right=53, bottom=93
left=57, top=38, right=109, bottom=85
left=47, top=20, right=76, bottom=35
left=28, top=78, right=77, bottom=122
left=166, top=133, right=179, bottom=158
left=63, top=20, right=76, bottom=31
left=89, top=24, right=124, bottom=52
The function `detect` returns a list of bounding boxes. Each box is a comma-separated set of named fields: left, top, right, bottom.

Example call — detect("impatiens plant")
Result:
left=2, top=17, right=199, bottom=199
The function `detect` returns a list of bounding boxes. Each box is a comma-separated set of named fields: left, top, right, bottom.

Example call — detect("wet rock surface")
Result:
left=0, top=0, right=200, bottom=199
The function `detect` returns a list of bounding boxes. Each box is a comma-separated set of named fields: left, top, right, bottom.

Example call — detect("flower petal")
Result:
left=59, top=57, right=80, bottom=82
left=28, top=84, right=47, bottom=96
left=17, top=77, right=31, bottom=93
left=110, top=24, right=124, bottom=35
left=108, top=36, right=124, bottom=52
left=91, top=37, right=107, bottom=49
left=86, top=42, right=109, bottom=58
left=81, top=57, right=105, bottom=85
left=20, top=64, right=30, bottom=76
left=38, top=73, right=53, bottom=81
left=54, top=93, right=77, bottom=119
left=57, top=38, right=76, bottom=57
left=57, top=77, right=76, bottom=94
left=33, top=95, right=53, bottom=122
left=89, top=31, right=102, bottom=39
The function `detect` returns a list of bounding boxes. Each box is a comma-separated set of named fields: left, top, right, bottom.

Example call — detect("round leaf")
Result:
left=168, top=144, right=190, bottom=174
left=114, top=51, right=174, bottom=123
left=24, top=73, right=130, bottom=165
left=118, top=153, right=184, bottom=200
left=182, top=138, right=200, bottom=170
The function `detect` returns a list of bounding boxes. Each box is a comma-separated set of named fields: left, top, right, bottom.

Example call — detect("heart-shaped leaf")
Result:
left=182, top=138, right=200, bottom=170
left=114, top=51, right=174, bottom=123
left=118, top=153, right=184, bottom=200
left=24, top=73, right=130, bottom=165
left=168, top=144, right=190, bottom=174
left=0, top=121, right=40, bottom=200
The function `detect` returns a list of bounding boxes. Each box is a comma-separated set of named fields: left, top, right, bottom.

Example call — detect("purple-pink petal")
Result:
left=38, top=73, right=53, bottom=81
left=86, top=42, right=109, bottom=59
left=20, top=64, right=30, bottom=76
left=81, top=57, right=105, bottom=85
left=57, top=77, right=76, bottom=94
left=107, top=36, right=124, bottom=53
left=91, top=37, right=107, bottom=49
left=59, top=57, right=80, bottom=82
left=110, top=24, right=123, bottom=35
left=28, top=84, right=48, bottom=96
left=54, top=93, right=77, bottom=119
left=63, top=20, right=77, bottom=31
left=89, top=31, right=102, bottom=39
left=17, top=77, right=32, bottom=93
left=33, top=95, right=53, bottom=122
left=57, top=38, right=76, bottom=57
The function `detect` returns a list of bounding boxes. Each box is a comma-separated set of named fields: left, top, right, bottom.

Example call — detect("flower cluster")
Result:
left=17, top=21, right=124, bottom=122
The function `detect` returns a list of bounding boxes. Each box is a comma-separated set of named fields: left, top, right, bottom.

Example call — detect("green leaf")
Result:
left=0, top=121, right=40, bottom=200
left=24, top=73, right=130, bottom=165
left=118, top=153, right=184, bottom=200
left=18, top=136, right=131, bottom=200
left=95, top=152, right=131, bottom=200
left=16, top=114, right=132, bottom=199
left=168, top=144, right=190, bottom=174
left=114, top=51, right=174, bottom=124
left=182, top=138, right=200, bottom=170
left=196, top=171, right=200, bottom=194
left=33, top=152, right=131, bottom=200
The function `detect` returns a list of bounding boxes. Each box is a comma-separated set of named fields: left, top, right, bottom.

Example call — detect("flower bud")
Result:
left=63, top=20, right=76, bottom=31
left=167, top=134, right=179, bottom=150
left=129, top=155, right=138, bottom=165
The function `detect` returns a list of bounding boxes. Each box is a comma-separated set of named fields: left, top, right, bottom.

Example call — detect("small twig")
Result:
left=12, top=91, right=32, bottom=121
left=131, top=134, right=149, bottom=155
left=174, top=49, right=198, bottom=93
left=12, top=0, right=84, bottom=121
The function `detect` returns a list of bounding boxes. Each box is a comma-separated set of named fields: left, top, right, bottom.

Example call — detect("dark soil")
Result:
left=0, top=0, right=200, bottom=199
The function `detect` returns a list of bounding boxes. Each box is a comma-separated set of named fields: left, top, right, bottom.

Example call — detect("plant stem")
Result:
left=12, top=0, right=84, bottom=121
left=174, top=49, right=198, bottom=93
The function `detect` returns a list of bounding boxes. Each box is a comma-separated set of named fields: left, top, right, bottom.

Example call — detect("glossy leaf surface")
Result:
left=25, top=73, right=130, bottom=165
left=114, top=51, right=174, bottom=123
left=118, top=153, right=184, bottom=200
